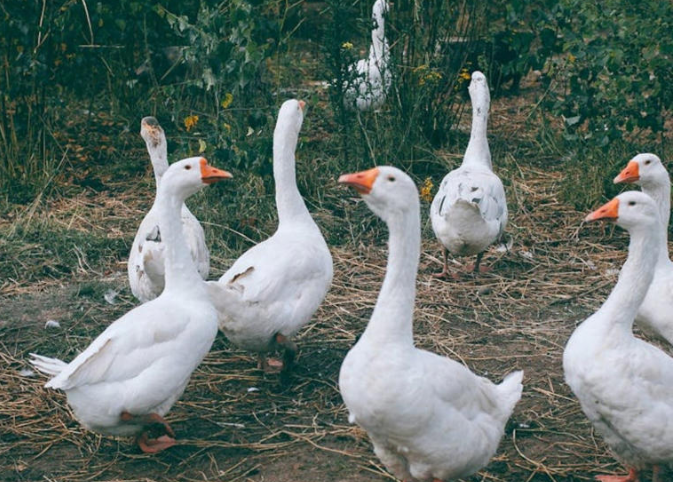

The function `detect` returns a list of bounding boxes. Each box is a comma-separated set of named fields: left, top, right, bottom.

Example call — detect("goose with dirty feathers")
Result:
left=430, top=71, right=507, bottom=278
left=614, top=153, right=673, bottom=346
left=31, top=157, right=232, bottom=453
left=338, top=166, right=523, bottom=481
left=344, top=0, right=391, bottom=112
left=565, top=191, right=673, bottom=482
left=207, top=99, right=333, bottom=373
left=128, top=117, right=210, bottom=302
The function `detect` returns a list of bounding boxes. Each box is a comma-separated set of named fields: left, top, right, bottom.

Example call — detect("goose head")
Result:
left=159, top=157, right=232, bottom=202
left=468, top=71, right=490, bottom=111
left=614, top=153, right=668, bottom=186
left=372, top=0, right=388, bottom=30
left=140, top=116, right=166, bottom=151
left=141, top=116, right=169, bottom=180
left=275, top=99, right=306, bottom=140
left=338, top=166, right=418, bottom=223
left=585, top=191, right=660, bottom=232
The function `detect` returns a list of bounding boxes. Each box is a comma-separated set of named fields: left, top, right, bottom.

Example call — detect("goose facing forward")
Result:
left=128, top=117, right=210, bottom=303
left=31, top=157, right=232, bottom=453
left=430, top=71, right=507, bottom=278
left=207, top=99, right=333, bottom=373
left=344, top=0, right=391, bottom=112
left=338, top=166, right=523, bottom=482
left=614, top=153, right=673, bottom=345
left=564, top=191, right=673, bottom=482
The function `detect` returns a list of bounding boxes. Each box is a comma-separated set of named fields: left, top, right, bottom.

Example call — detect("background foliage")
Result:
left=0, top=0, right=671, bottom=210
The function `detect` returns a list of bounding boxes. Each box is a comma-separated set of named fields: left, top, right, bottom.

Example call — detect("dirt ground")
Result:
left=1, top=82, right=670, bottom=482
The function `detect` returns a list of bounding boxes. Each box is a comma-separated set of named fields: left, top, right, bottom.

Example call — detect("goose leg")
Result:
left=278, top=333, right=298, bottom=370
left=468, top=252, right=491, bottom=274
left=432, top=247, right=451, bottom=279
left=121, top=411, right=176, bottom=454
left=594, top=467, right=639, bottom=482
left=652, top=465, right=660, bottom=482
left=259, top=334, right=298, bottom=374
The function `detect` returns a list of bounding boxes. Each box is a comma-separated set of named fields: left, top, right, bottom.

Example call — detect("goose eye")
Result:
left=645, top=160, right=651, bottom=165
left=387, top=175, right=396, bottom=182
left=628, top=201, right=636, bottom=206
left=185, top=165, right=192, bottom=170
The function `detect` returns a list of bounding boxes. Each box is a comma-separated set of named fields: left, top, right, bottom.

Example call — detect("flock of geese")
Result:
left=23, top=2, right=673, bottom=482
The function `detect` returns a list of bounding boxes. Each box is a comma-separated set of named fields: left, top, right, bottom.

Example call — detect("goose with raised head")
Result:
left=430, top=71, right=507, bottom=278
left=338, top=166, right=523, bottom=482
left=564, top=191, right=673, bottom=482
left=344, top=0, right=391, bottom=112
left=207, top=99, right=333, bottom=373
left=614, top=153, right=673, bottom=345
left=31, top=157, right=232, bottom=453
left=128, top=117, right=210, bottom=303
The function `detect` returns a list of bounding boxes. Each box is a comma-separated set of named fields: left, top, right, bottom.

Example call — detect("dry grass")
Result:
left=1, top=77, right=668, bottom=482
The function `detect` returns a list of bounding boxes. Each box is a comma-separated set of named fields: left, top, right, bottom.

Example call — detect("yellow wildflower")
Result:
left=420, top=177, right=434, bottom=202
left=342, top=42, right=354, bottom=50
left=568, top=53, right=576, bottom=63
left=223, top=122, right=232, bottom=133
left=423, top=71, right=442, bottom=85
left=458, top=69, right=471, bottom=81
left=221, top=93, right=233, bottom=109
left=184, top=115, right=199, bottom=132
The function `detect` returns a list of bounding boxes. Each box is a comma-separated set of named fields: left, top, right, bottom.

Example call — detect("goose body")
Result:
left=128, top=117, right=209, bottom=303
left=31, top=158, right=232, bottom=452
left=338, top=166, right=523, bottom=481
left=564, top=191, right=673, bottom=481
left=344, top=0, right=391, bottom=112
left=614, top=153, right=673, bottom=345
left=207, top=100, right=333, bottom=370
left=430, top=71, right=507, bottom=277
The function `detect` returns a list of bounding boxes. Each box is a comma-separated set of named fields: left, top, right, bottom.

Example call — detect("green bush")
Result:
left=544, top=0, right=673, bottom=147
left=0, top=0, right=279, bottom=204
left=532, top=0, right=673, bottom=209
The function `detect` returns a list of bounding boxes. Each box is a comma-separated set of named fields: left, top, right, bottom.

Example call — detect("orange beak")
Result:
left=200, top=158, right=232, bottom=184
left=298, top=100, right=306, bottom=112
left=338, top=167, right=380, bottom=195
left=585, top=197, right=620, bottom=222
left=614, top=160, right=640, bottom=184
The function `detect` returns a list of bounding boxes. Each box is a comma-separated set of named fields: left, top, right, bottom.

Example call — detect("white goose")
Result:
left=128, top=117, right=210, bottom=303
left=338, top=166, right=523, bottom=482
left=564, top=191, right=673, bottom=482
left=207, top=100, right=333, bottom=372
left=613, top=153, right=673, bottom=345
left=344, top=0, right=391, bottom=112
left=430, top=71, right=507, bottom=278
left=31, top=157, right=232, bottom=453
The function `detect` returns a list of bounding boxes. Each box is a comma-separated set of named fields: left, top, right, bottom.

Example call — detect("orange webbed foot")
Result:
left=595, top=467, right=639, bottom=482
left=137, top=433, right=176, bottom=454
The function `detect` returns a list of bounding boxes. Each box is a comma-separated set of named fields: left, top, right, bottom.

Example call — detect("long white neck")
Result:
left=641, top=177, right=671, bottom=232
left=274, top=126, right=312, bottom=226
left=148, top=141, right=169, bottom=192
left=640, top=178, right=671, bottom=264
left=362, top=203, right=419, bottom=346
left=596, top=223, right=660, bottom=328
left=155, top=185, right=204, bottom=294
left=370, top=18, right=387, bottom=64
left=462, top=89, right=492, bottom=170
